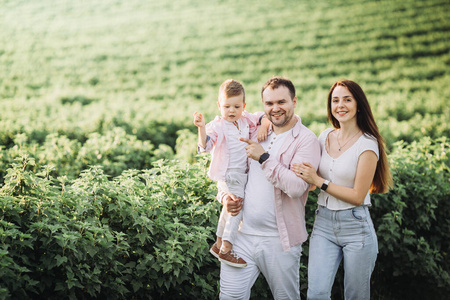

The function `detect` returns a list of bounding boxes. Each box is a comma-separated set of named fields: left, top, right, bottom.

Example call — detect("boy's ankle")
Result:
left=220, top=243, right=233, bottom=254
left=216, top=237, right=223, bottom=249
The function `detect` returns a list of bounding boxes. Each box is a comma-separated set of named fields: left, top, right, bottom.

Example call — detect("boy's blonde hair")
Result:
left=219, top=79, right=245, bottom=102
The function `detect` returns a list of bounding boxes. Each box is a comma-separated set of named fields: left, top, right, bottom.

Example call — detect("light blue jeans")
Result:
left=307, top=205, right=378, bottom=300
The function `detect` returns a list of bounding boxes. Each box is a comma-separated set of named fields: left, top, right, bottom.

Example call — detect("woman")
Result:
left=292, top=80, right=392, bottom=300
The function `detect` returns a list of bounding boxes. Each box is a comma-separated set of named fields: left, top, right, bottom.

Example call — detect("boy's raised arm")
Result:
left=193, top=112, right=207, bottom=149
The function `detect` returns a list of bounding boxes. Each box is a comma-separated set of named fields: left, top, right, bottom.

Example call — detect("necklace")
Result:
left=337, top=130, right=360, bottom=151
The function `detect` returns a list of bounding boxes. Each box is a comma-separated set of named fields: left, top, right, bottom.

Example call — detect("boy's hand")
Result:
left=257, top=116, right=271, bottom=142
left=257, top=126, right=268, bottom=142
left=193, top=112, right=205, bottom=127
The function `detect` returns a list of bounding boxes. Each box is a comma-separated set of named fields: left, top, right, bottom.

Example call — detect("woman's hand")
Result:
left=292, top=162, right=321, bottom=186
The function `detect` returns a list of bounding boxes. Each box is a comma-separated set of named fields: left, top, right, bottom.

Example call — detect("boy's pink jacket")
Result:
left=219, top=116, right=321, bottom=252
left=198, top=111, right=264, bottom=181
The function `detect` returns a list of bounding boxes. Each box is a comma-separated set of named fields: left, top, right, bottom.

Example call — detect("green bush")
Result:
left=76, top=128, right=156, bottom=177
left=1, top=137, right=449, bottom=299
left=0, top=129, right=176, bottom=185
left=370, top=137, right=449, bottom=299
left=0, top=156, right=221, bottom=299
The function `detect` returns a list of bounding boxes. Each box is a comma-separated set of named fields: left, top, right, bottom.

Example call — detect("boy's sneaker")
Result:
left=209, top=243, right=220, bottom=259
left=219, top=249, right=247, bottom=268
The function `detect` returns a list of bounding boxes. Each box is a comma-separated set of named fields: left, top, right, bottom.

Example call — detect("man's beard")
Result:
left=268, top=111, right=293, bottom=128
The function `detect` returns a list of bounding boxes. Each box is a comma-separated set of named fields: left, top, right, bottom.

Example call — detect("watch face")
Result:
left=259, top=153, right=269, bottom=164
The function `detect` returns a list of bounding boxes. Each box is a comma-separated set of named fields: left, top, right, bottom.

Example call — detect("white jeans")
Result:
left=219, top=232, right=302, bottom=300
left=216, top=170, right=247, bottom=245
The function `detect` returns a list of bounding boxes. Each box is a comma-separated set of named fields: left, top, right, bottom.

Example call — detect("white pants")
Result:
left=219, top=232, right=302, bottom=300
left=216, top=170, right=247, bottom=245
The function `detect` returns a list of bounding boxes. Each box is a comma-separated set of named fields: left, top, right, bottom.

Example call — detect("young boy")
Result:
left=194, top=79, right=269, bottom=267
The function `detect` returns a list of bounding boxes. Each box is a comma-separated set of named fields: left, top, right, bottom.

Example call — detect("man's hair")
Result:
left=219, top=79, right=245, bottom=102
left=261, top=76, right=296, bottom=100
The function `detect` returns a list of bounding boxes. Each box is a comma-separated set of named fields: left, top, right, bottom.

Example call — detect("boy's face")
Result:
left=217, top=93, right=246, bottom=123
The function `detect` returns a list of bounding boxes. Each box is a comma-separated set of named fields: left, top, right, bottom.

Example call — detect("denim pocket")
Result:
left=351, top=207, right=367, bottom=221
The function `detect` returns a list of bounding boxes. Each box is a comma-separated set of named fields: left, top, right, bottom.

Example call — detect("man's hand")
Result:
left=222, top=193, right=243, bottom=216
left=239, top=137, right=266, bottom=161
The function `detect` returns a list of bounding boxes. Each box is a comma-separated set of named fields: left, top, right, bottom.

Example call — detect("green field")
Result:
left=0, top=0, right=449, bottom=299
left=0, top=0, right=448, bottom=148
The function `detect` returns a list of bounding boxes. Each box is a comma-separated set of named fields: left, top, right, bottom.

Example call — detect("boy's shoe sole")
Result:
left=210, top=243, right=220, bottom=259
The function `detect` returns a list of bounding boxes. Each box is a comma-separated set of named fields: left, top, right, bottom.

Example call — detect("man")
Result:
left=218, top=76, right=321, bottom=300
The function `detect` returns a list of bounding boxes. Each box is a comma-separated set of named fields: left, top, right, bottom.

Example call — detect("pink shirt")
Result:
left=198, top=111, right=263, bottom=181
left=219, top=116, right=321, bottom=251
left=261, top=117, right=321, bottom=251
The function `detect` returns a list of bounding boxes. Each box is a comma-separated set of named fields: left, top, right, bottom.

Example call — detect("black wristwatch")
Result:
left=321, top=180, right=330, bottom=191
left=258, top=152, right=270, bottom=164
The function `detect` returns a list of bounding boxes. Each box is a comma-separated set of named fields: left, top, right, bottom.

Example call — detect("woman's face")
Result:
left=331, top=85, right=358, bottom=125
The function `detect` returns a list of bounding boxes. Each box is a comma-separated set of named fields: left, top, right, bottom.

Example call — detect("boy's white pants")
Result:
left=216, top=169, right=247, bottom=245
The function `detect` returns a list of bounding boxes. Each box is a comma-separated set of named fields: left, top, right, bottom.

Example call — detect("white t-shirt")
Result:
left=318, top=128, right=379, bottom=210
left=239, top=130, right=291, bottom=236
left=224, top=119, right=249, bottom=170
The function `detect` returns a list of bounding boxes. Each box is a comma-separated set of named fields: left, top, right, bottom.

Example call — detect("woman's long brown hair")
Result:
left=327, top=80, right=393, bottom=193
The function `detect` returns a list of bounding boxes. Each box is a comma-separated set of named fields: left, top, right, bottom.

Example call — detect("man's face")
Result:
left=262, top=86, right=297, bottom=129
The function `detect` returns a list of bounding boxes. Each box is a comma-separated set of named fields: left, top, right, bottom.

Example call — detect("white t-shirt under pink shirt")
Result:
left=239, top=129, right=291, bottom=237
